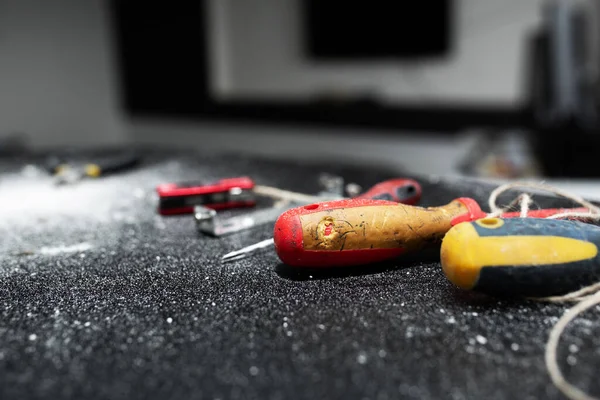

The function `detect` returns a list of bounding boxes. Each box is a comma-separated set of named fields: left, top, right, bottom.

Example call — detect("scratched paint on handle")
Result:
left=298, top=200, right=468, bottom=251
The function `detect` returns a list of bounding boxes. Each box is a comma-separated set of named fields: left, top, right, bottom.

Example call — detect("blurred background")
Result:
left=2, top=0, right=600, bottom=188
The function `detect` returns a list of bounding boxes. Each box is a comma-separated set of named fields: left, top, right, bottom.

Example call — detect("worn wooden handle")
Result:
left=273, top=197, right=480, bottom=267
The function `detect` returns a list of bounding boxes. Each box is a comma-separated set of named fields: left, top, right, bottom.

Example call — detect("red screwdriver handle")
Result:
left=274, top=197, right=482, bottom=267
left=355, top=179, right=422, bottom=205
left=450, top=207, right=593, bottom=225
left=502, top=207, right=591, bottom=219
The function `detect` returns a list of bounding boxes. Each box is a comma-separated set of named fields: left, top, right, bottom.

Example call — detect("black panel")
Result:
left=110, top=0, right=209, bottom=114
left=303, top=0, right=452, bottom=59
left=109, top=0, right=525, bottom=133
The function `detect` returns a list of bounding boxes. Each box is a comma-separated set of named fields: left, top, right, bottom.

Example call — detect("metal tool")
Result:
left=157, top=177, right=256, bottom=215
left=195, top=173, right=351, bottom=236
left=221, top=238, right=275, bottom=262
left=272, top=197, right=595, bottom=268
left=196, top=203, right=295, bottom=237
left=162, top=173, right=344, bottom=217
left=441, top=217, right=600, bottom=297
left=46, top=150, right=141, bottom=185
left=222, top=178, right=422, bottom=262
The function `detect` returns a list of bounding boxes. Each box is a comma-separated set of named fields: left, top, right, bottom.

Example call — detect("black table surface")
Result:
left=0, top=148, right=597, bottom=400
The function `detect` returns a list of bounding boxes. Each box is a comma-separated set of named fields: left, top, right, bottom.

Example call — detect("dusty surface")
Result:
left=0, top=148, right=598, bottom=400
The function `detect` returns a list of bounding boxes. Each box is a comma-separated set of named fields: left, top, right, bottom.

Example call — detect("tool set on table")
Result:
left=31, top=160, right=600, bottom=400
left=28, top=150, right=600, bottom=400
left=257, top=179, right=600, bottom=400
left=157, top=175, right=423, bottom=238
left=15, top=148, right=600, bottom=400
left=157, top=173, right=600, bottom=299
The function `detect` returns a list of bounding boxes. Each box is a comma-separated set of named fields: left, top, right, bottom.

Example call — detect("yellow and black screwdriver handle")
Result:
left=441, top=217, right=600, bottom=297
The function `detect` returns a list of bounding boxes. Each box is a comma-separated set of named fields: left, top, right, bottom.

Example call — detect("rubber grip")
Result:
left=441, top=217, right=600, bottom=297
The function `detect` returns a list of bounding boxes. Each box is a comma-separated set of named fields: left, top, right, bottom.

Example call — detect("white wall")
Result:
left=131, top=118, right=472, bottom=176
left=0, top=0, right=543, bottom=173
left=208, top=0, right=544, bottom=105
left=0, top=0, right=126, bottom=148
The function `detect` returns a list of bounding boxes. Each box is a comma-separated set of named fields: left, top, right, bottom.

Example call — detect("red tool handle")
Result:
left=450, top=207, right=592, bottom=225
left=273, top=195, right=593, bottom=268
left=274, top=197, right=482, bottom=267
left=355, top=179, right=421, bottom=205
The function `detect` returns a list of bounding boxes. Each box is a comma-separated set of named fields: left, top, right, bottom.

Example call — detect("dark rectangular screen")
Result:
left=303, top=1, right=452, bottom=59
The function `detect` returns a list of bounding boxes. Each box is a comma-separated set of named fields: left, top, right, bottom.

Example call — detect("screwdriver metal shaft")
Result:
left=221, top=238, right=274, bottom=262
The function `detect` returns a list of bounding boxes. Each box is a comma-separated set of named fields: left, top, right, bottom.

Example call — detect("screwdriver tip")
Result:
left=220, top=238, right=275, bottom=263
left=221, top=254, right=246, bottom=263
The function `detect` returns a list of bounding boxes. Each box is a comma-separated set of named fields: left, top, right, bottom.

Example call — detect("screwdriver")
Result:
left=46, top=150, right=141, bottom=185
left=273, top=197, right=594, bottom=267
left=221, top=178, right=422, bottom=262
left=353, top=178, right=421, bottom=203
left=441, top=217, right=600, bottom=297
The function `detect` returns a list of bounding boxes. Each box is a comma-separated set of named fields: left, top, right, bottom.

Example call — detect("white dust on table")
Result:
left=356, top=352, right=368, bottom=364
left=465, top=334, right=488, bottom=353
left=0, top=179, right=113, bottom=223
left=40, top=242, right=93, bottom=255
left=283, top=316, right=293, bottom=337
left=0, top=170, right=159, bottom=255
left=475, top=335, right=488, bottom=345
left=21, top=165, right=43, bottom=178
left=569, top=344, right=579, bottom=353
left=0, top=174, right=151, bottom=228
